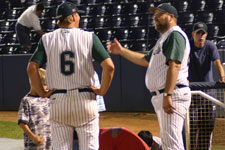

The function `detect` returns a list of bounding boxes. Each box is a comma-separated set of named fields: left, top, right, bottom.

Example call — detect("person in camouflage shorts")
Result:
left=18, top=68, right=52, bottom=150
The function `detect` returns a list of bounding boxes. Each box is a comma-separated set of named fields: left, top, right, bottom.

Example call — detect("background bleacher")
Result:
left=0, top=0, right=225, bottom=55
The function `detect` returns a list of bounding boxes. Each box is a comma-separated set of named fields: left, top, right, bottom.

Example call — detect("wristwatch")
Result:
left=163, top=93, right=172, bottom=97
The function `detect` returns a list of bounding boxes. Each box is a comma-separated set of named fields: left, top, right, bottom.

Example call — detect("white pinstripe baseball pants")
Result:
left=151, top=87, right=191, bottom=150
left=50, top=117, right=99, bottom=150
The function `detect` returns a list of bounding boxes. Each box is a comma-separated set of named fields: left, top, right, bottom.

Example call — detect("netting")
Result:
left=185, top=82, right=225, bottom=150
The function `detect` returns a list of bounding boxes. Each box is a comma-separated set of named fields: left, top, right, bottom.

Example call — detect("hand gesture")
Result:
left=107, top=38, right=124, bottom=55
left=33, top=135, right=44, bottom=145
left=163, top=96, right=175, bottom=114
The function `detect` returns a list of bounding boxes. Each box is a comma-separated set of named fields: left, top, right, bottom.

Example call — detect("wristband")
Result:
left=163, top=93, right=172, bottom=97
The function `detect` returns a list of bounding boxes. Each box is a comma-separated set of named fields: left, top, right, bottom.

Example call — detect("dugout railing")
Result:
left=185, top=82, right=225, bottom=150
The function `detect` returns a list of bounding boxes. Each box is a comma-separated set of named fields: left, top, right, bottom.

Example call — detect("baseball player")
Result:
left=18, top=68, right=51, bottom=150
left=107, top=3, right=191, bottom=150
left=27, top=2, right=114, bottom=150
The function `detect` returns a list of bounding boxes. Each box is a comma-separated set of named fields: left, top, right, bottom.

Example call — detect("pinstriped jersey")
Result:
left=30, top=27, right=110, bottom=127
left=145, top=26, right=190, bottom=91
left=41, top=28, right=94, bottom=89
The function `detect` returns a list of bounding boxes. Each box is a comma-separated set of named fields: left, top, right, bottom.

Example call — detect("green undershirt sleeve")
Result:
left=92, top=34, right=110, bottom=63
left=162, top=31, right=186, bottom=65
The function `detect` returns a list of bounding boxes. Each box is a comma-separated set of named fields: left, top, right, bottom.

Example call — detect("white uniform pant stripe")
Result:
left=51, top=120, right=74, bottom=150
left=51, top=116, right=99, bottom=150
left=151, top=88, right=191, bottom=150
left=76, top=116, right=99, bottom=150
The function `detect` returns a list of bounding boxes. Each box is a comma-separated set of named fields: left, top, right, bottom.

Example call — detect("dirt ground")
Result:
left=0, top=111, right=224, bottom=146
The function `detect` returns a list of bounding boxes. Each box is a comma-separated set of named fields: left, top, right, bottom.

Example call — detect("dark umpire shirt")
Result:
left=188, top=40, right=220, bottom=82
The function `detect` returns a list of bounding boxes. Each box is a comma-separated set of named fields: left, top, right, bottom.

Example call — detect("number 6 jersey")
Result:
left=30, top=28, right=110, bottom=90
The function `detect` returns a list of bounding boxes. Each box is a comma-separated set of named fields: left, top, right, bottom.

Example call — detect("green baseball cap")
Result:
left=149, top=3, right=178, bottom=18
left=56, top=2, right=84, bottom=21
left=192, top=22, right=208, bottom=33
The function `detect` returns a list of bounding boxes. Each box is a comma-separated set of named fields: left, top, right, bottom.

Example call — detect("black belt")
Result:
left=150, top=85, right=188, bottom=96
left=52, top=88, right=93, bottom=95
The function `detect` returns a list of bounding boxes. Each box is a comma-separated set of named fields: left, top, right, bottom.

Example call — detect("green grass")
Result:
left=212, top=145, right=225, bottom=150
left=0, top=121, right=23, bottom=139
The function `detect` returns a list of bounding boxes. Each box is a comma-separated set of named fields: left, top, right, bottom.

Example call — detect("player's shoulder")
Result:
left=77, top=28, right=94, bottom=36
left=170, top=31, right=185, bottom=39
left=42, top=28, right=62, bottom=40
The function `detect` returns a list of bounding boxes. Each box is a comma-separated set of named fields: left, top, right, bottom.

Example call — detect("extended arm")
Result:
left=107, top=38, right=149, bottom=67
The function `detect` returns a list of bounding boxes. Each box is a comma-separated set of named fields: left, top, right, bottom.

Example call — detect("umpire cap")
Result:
left=56, top=2, right=84, bottom=21
left=149, top=3, right=178, bottom=18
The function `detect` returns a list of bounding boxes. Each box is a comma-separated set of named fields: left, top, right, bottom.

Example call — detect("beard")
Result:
left=154, top=17, right=170, bottom=33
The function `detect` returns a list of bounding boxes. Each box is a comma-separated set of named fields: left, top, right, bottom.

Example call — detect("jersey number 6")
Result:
left=60, top=51, right=74, bottom=75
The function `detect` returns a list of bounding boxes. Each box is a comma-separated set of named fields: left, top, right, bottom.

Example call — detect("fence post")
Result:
left=185, top=111, right=190, bottom=150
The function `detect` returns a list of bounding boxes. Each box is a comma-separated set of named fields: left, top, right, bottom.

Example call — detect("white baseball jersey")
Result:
left=145, top=25, right=190, bottom=91
left=42, top=28, right=95, bottom=90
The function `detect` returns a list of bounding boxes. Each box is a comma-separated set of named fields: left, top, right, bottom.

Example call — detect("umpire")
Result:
left=27, top=2, right=114, bottom=150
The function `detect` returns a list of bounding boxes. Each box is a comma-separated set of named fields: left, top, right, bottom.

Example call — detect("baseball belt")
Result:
left=150, top=84, right=188, bottom=96
left=52, top=88, right=93, bottom=95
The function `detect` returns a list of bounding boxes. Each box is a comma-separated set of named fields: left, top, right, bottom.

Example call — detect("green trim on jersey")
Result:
left=162, top=31, right=185, bottom=64
left=29, top=39, right=47, bottom=66
left=144, top=48, right=153, bottom=62
left=30, top=33, right=110, bottom=66
left=92, top=34, right=110, bottom=63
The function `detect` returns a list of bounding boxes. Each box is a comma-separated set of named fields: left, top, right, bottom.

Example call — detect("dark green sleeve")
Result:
left=144, top=48, right=154, bottom=62
left=162, top=31, right=185, bottom=64
left=29, top=38, right=47, bottom=66
left=92, top=33, right=110, bottom=63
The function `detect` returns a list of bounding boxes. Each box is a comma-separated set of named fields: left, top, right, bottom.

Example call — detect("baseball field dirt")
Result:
left=0, top=111, right=224, bottom=146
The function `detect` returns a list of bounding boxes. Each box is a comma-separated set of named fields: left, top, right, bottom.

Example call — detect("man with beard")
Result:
left=107, top=3, right=191, bottom=150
